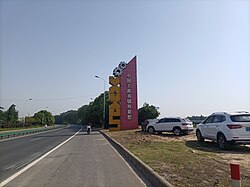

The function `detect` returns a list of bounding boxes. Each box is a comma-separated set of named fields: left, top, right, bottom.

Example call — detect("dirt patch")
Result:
left=105, top=129, right=250, bottom=187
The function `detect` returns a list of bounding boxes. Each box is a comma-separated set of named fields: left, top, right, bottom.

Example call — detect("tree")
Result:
left=45, top=111, right=55, bottom=125
left=54, top=91, right=109, bottom=127
left=60, top=110, right=78, bottom=124
left=34, top=110, right=55, bottom=126
left=25, top=116, right=36, bottom=125
left=138, top=103, right=160, bottom=125
left=0, top=107, right=6, bottom=124
left=84, top=91, right=109, bottom=128
left=54, top=115, right=63, bottom=124
left=77, top=105, right=89, bottom=124
left=6, top=104, right=19, bottom=123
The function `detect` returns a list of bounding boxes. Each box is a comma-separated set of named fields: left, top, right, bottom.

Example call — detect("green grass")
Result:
left=106, top=130, right=250, bottom=187
left=0, top=125, right=43, bottom=132
left=126, top=140, right=218, bottom=171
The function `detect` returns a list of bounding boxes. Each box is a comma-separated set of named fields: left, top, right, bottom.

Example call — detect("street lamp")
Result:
left=24, top=98, right=32, bottom=124
left=95, top=75, right=106, bottom=129
left=43, top=107, right=48, bottom=126
left=25, top=98, right=32, bottom=104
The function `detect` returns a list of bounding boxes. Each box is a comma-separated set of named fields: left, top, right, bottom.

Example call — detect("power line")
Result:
left=0, top=93, right=100, bottom=102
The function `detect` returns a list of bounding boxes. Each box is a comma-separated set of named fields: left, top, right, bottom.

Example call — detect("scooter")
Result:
left=87, top=125, right=91, bottom=134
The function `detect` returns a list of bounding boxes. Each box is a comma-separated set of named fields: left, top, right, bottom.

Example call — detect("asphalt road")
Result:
left=0, top=125, right=80, bottom=182
left=0, top=125, right=146, bottom=187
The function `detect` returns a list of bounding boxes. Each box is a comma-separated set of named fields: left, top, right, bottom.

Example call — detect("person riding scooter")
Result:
left=87, top=122, right=92, bottom=134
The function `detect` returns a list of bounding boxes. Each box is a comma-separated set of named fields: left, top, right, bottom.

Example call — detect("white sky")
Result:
left=1, top=0, right=249, bottom=118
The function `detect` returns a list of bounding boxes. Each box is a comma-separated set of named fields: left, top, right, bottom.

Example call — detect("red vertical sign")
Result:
left=120, top=56, right=138, bottom=130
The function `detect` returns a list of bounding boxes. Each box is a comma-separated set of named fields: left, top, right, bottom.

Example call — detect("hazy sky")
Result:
left=1, top=0, right=249, bottom=118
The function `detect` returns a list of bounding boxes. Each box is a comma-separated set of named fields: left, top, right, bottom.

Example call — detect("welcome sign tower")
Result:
left=109, top=56, right=138, bottom=131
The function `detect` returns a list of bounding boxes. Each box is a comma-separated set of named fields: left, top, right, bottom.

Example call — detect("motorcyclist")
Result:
left=87, top=122, right=92, bottom=134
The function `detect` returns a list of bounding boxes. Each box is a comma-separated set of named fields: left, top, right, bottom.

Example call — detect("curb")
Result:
left=99, top=130, right=173, bottom=187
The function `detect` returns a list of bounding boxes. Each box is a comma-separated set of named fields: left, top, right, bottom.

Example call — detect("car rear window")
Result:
left=168, top=118, right=181, bottom=122
left=183, top=118, right=191, bottom=122
left=230, top=114, right=250, bottom=122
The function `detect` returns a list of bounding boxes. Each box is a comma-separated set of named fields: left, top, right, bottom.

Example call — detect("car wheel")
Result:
left=229, top=141, right=236, bottom=146
left=148, top=127, right=155, bottom=134
left=183, top=132, right=189, bottom=135
left=196, top=130, right=204, bottom=142
left=217, top=133, right=228, bottom=150
left=173, top=127, right=181, bottom=136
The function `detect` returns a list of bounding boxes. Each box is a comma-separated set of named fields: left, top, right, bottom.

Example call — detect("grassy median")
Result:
left=105, top=129, right=250, bottom=187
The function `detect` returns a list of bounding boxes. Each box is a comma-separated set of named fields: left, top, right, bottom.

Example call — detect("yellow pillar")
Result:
left=109, top=76, right=121, bottom=131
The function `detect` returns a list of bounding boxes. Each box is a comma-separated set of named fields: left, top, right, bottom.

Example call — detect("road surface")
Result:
left=0, top=125, right=78, bottom=182
left=0, top=125, right=146, bottom=187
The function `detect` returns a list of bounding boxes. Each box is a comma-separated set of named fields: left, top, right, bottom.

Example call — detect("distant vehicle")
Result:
left=87, top=125, right=91, bottom=134
left=141, top=119, right=158, bottom=132
left=146, top=117, right=193, bottom=136
left=196, top=112, right=250, bottom=149
left=87, top=123, right=92, bottom=134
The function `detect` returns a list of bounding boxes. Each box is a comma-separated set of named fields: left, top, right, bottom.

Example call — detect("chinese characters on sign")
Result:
left=109, top=56, right=138, bottom=131
left=127, top=74, right=132, bottom=120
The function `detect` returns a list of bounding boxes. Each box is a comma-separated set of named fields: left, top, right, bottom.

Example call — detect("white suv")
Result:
left=146, top=117, right=193, bottom=136
left=196, top=112, right=250, bottom=149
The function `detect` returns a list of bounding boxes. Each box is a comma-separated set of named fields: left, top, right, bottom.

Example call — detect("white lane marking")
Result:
left=0, top=127, right=82, bottom=187
left=3, top=152, right=41, bottom=171
left=2, top=164, right=17, bottom=171
left=29, top=138, right=42, bottom=142
left=100, top=133, right=146, bottom=186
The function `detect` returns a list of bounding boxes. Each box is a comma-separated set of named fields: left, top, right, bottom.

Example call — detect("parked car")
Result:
left=196, top=112, right=250, bottom=149
left=146, top=117, right=193, bottom=136
left=141, top=119, right=158, bottom=132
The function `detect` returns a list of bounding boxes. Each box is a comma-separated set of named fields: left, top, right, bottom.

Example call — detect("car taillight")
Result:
left=227, top=124, right=243, bottom=129
left=182, top=123, right=188, bottom=126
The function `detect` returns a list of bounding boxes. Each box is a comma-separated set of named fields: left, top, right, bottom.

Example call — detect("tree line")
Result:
left=55, top=92, right=160, bottom=128
left=55, top=91, right=110, bottom=128
left=0, top=104, right=55, bottom=128
left=0, top=91, right=160, bottom=129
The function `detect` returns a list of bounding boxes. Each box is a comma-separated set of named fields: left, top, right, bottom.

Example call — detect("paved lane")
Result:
left=4, top=131, right=146, bottom=187
left=0, top=125, right=81, bottom=182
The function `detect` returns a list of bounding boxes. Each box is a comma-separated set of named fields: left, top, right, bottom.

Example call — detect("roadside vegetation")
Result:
left=53, top=91, right=161, bottom=128
left=54, top=92, right=109, bottom=128
left=0, top=125, right=48, bottom=132
left=138, top=103, right=160, bottom=125
left=1, top=91, right=161, bottom=131
left=106, top=129, right=250, bottom=187
left=0, top=104, right=55, bottom=130
left=0, top=92, right=112, bottom=130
